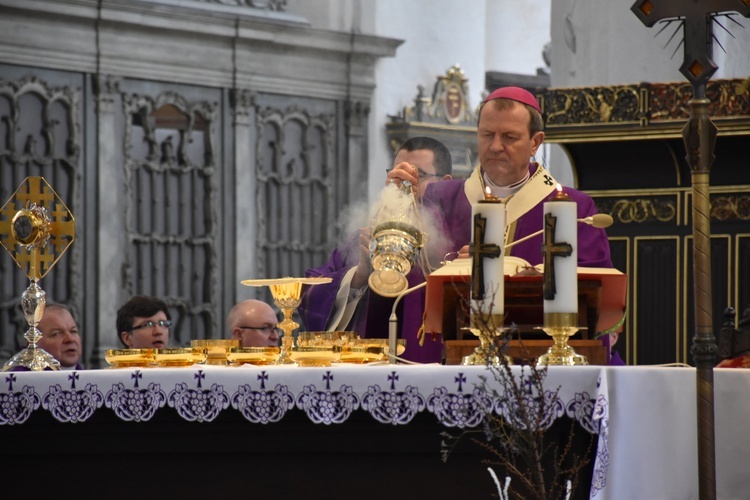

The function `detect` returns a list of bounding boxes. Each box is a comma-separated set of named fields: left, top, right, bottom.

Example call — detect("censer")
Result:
left=368, top=181, right=425, bottom=297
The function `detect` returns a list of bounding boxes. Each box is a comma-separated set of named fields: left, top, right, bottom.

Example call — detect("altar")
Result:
left=2, top=364, right=749, bottom=499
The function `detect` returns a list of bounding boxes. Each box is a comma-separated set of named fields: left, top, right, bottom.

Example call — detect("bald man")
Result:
left=227, top=299, right=281, bottom=347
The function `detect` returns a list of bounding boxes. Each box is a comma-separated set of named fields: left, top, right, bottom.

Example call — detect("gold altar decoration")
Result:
left=461, top=313, right=511, bottom=366
left=240, top=277, right=332, bottom=365
left=153, top=347, right=208, bottom=367
left=227, top=346, right=280, bottom=366
left=191, top=339, right=240, bottom=365
left=1, top=177, right=76, bottom=372
left=104, top=348, right=157, bottom=368
left=536, top=313, right=588, bottom=366
left=339, top=338, right=406, bottom=364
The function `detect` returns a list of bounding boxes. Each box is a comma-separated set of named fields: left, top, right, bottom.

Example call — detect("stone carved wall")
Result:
left=0, top=76, right=83, bottom=360
left=0, top=0, right=398, bottom=367
left=121, top=90, right=220, bottom=346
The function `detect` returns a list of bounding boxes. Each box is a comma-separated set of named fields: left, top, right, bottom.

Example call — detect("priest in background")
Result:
left=299, top=137, right=454, bottom=363
left=36, top=304, right=84, bottom=370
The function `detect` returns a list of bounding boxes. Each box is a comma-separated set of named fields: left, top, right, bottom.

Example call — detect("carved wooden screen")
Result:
left=254, top=101, right=336, bottom=288
left=0, top=74, right=83, bottom=361
left=122, top=91, right=219, bottom=345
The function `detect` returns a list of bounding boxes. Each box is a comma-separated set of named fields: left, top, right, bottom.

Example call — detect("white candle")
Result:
left=470, top=197, right=505, bottom=316
left=543, top=186, right=578, bottom=314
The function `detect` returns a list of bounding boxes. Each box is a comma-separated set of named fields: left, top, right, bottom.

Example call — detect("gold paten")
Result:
left=297, top=331, right=358, bottom=348
left=290, top=346, right=340, bottom=367
left=154, top=347, right=208, bottom=367
left=227, top=346, right=280, bottom=366
left=191, top=339, right=240, bottom=365
left=536, top=313, right=588, bottom=366
left=105, top=348, right=157, bottom=368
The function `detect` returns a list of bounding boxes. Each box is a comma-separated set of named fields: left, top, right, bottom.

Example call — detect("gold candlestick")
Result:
left=536, top=312, right=587, bottom=366
left=461, top=313, right=511, bottom=366
left=241, top=277, right=332, bottom=365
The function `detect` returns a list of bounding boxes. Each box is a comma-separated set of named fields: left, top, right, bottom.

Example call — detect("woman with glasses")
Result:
left=227, top=299, right=280, bottom=347
left=117, top=295, right=172, bottom=349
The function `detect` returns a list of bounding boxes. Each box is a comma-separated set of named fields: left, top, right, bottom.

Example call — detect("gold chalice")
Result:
left=241, top=277, right=332, bottom=365
left=535, top=313, right=588, bottom=366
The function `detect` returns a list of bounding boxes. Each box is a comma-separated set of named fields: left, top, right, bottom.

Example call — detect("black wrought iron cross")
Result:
left=631, top=0, right=750, bottom=87
left=470, top=213, right=501, bottom=301
left=542, top=213, right=573, bottom=300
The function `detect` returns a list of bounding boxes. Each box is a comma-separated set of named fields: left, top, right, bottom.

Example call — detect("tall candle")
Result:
left=470, top=196, right=505, bottom=316
left=542, top=185, right=577, bottom=314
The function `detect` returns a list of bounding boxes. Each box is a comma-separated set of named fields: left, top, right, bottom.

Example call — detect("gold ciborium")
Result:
left=461, top=313, right=511, bottom=366
left=536, top=312, right=588, bottom=366
left=368, top=181, right=425, bottom=298
left=240, top=277, right=332, bottom=365
left=1, top=177, right=76, bottom=372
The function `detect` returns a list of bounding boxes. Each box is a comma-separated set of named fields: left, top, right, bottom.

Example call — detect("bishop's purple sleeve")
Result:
left=297, top=237, right=358, bottom=332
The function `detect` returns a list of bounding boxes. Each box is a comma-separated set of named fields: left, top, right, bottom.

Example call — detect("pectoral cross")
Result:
left=469, top=213, right=501, bottom=301
left=542, top=213, right=572, bottom=301
left=631, top=0, right=750, bottom=87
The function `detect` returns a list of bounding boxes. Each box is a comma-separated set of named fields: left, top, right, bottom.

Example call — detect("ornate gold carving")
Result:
left=711, top=196, right=750, bottom=221
left=649, top=79, right=750, bottom=122
left=391, top=64, right=476, bottom=126
left=544, top=85, right=641, bottom=126
left=541, top=78, right=749, bottom=132
left=599, top=198, right=677, bottom=224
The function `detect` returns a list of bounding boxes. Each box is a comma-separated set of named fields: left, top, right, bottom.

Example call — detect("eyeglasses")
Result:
left=130, top=320, right=172, bottom=332
left=385, top=168, right=441, bottom=180
left=238, top=326, right=283, bottom=336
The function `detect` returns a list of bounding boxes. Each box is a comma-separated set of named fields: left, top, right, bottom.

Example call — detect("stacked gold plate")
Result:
left=191, top=339, right=240, bottom=365
left=227, top=346, right=280, bottom=366
left=104, top=348, right=156, bottom=368
left=154, top=347, right=208, bottom=367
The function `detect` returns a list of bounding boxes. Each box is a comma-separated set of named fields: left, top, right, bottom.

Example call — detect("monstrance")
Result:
left=1, top=177, right=76, bottom=371
left=240, top=277, right=332, bottom=364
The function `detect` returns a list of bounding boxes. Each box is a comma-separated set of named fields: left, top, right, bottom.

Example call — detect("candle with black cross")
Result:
left=470, top=189, right=505, bottom=318
left=542, top=184, right=577, bottom=314
left=462, top=189, right=506, bottom=366
left=537, top=183, right=587, bottom=366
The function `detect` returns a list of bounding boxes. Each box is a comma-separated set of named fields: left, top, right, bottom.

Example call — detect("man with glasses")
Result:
left=227, top=299, right=280, bottom=347
left=117, top=295, right=172, bottom=349
left=299, top=137, right=453, bottom=362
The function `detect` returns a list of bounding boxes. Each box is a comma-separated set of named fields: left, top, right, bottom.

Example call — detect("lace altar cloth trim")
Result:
left=0, top=364, right=610, bottom=497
